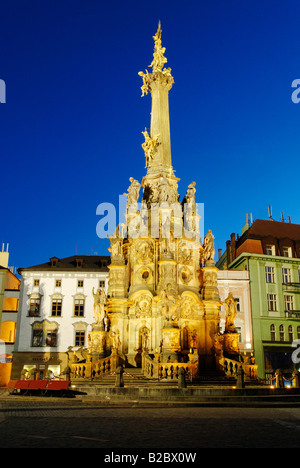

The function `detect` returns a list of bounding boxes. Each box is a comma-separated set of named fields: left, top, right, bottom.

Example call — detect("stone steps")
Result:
left=73, top=369, right=179, bottom=388
left=72, top=366, right=255, bottom=389
left=72, top=382, right=300, bottom=407
left=71, top=367, right=256, bottom=391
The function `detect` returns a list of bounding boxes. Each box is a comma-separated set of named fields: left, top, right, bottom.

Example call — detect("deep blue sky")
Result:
left=1, top=0, right=300, bottom=270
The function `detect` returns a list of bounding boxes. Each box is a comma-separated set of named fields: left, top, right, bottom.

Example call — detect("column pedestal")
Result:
left=223, top=332, right=240, bottom=356
left=88, top=327, right=108, bottom=360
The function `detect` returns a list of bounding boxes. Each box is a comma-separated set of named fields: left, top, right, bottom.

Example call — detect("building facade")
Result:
left=217, top=269, right=253, bottom=355
left=11, top=255, right=109, bottom=380
left=217, top=218, right=300, bottom=380
left=0, top=244, right=20, bottom=386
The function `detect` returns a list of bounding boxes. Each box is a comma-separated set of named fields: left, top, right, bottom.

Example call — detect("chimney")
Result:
left=226, top=240, right=231, bottom=265
left=230, top=233, right=236, bottom=261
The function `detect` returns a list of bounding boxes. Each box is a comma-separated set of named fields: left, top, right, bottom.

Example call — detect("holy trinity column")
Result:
left=99, top=23, right=226, bottom=370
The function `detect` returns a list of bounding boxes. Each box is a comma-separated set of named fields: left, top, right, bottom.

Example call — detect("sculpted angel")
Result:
left=141, top=128, right=159, bottom=167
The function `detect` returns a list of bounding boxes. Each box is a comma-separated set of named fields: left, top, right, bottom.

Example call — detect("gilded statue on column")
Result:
left=138, top=22, right=173, bottom=96
left=141, top=128, right=160, bottom=167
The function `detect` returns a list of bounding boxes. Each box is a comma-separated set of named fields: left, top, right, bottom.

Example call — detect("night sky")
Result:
left=1, top=0, right=300, bottom=271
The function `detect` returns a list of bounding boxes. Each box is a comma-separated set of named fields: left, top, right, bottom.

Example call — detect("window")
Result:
left=32, top=329, right=43, bottom=347
left=265, top=245, right=275, bottom=255
left=282, top=246, right=292, bottom=257
left=55, top=280, right=61, bottom=287
left=77, top=280, right=84, bottom=288
left=32, top=324, right=58, bottom=347
left=288, top=325, right=294, bottom=342
left=265, top=266, right=275, bottom=283
left=33, top=279, right=40, bottom=287
left=282, top=268, right=291, bottom=284
left=29, top=297, right=40, bottom=317
left=74, top=298, right=85, bottom=317
left=297, top=326, right=300, bottom=340
left=234, top=297, right=241, bottom=312
left=46, top=330, right=57, bottom=347
left=279, top=324, right=285, bottom=341
left=270, top=324, right=276, bottom=341
left=284, top=295, right=294, bottom=311
left=75, top=330, right=85, bottom=347
left=51, top=298, right=62, bottom=316
left=267, top=293, right=277, bottom=311
left=99, top=280, right=105, bottom=288
left=236, top=326, right=242, bottom=342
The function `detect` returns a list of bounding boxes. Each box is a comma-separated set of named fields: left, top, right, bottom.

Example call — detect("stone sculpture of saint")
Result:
left=92, top=287, right=106, bottom=328
left=141, top=327, right=150, bottom=350
left=110, top=329, right=121, bottom=352
left=203, top=230, right=215, bottom=264
left=190, top=330, right=198, bottom=349
left=224, top=292, right=237, bottom=333
left=125, top=177, right=140, bottom=209
left=159, top=177, right=171, bottom=204
left=185, top=182, right=196, bottom=204
left=160, top=283, right=179, bottom=323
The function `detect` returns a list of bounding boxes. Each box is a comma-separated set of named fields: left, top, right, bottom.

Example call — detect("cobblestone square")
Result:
left=0, top=399, right=300, bottom=448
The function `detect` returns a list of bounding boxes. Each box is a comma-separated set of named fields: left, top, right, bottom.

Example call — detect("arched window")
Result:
left=3, top=296, right=19, bottom=312
left=270, top=324, right=276, bottom=341
left=288, top=325, right=294, bottom=342
left=279, top=324, right=285, bottom=342
left=0, top=321, right=16, bottom=343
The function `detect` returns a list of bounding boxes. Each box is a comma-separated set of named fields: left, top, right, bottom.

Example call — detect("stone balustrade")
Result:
left=220, top=356, right=258, bottom=381
left=142, top=353, right=198, bottom=381
left=71, top=352, right=120, bottom=380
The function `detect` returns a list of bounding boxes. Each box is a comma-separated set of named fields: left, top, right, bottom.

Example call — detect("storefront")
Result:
left=11, top=352, right=68, bottom=380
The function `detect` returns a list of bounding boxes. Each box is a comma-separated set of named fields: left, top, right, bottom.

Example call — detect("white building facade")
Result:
left=217, top=269, right=253, bottom=354
left=12, top=255, right=109, bottom=380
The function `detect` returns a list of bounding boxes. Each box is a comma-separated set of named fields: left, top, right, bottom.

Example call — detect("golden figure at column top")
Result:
left=138, top=22, right=173, bottom=96
left=149, top=21, right=168, bottom=72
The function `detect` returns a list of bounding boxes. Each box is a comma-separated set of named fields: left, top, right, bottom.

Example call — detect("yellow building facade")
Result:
left=0, top=244, right=20, bottom=386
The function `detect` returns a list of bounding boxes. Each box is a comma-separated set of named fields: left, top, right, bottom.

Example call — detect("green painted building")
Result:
left=217, top=218, right=300, bottom=381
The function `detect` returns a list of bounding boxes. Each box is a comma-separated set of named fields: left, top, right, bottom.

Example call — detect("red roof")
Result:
left=241, top=219, right=300, bottom=241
